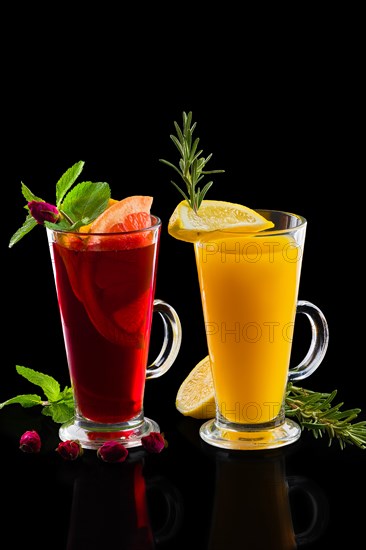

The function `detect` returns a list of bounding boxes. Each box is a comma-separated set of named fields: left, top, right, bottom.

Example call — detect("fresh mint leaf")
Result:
left=60, top=180, right=111, bottom=227
left=42, top=401, right=74, bottom=423
left=0, top=366, right=75, bottom=424
left=0, top=392, right=74, bottom=424
left=44, top=218, right=73, bottom=231
left=16, top=365, right=61, bottom=401
left=59, top=386, right=74, bottom=402
left=0, top=394, right=43, bottom=409
left=56, top=160, right=85, bottom=206
left=10, top=160, right=112, bottom=246
left=9, top=214, right=37, bottom=248
left=9, top=183, right=44, bottom=247
left=21, top=182, right=45, bottom=203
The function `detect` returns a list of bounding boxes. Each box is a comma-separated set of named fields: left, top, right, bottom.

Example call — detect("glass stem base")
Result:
left=199, top=417, right=301, bottom=451
left=59, top=416, right=160, bottom=450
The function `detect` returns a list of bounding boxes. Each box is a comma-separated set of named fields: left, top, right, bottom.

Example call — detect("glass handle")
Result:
left=147, top=476, right=184, bottom=545
left=146, top=299, right=182, bottom=379
left=288, top=300, right=329, bottom=381
left=287, top=475, right=329, bottom=545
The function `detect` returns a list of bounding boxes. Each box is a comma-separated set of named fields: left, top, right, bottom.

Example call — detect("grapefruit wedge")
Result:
left=86, top=195, right=154, bottom=251
left=79, top=195, right=156, bottom=346
left=89, top=195, right=153, bottom=233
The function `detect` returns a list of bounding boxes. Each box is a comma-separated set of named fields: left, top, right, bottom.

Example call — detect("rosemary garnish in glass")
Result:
left=159, top=111, right=225, bottom=212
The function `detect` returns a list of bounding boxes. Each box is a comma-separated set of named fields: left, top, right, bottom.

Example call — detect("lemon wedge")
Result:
left=176, top=355, right=216, bottom=419
left=168, top=200, right=274, bottom=243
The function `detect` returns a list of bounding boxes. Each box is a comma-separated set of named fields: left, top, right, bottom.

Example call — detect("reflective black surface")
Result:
left=1, top=392, right=365, bottom=549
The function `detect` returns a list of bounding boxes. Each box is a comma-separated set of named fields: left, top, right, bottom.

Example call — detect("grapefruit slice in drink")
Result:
left=79, top=195, right=156, bottom=346
left=87, top=195, right=154, bottom=250
left=90, top=195, right=152, bottom=232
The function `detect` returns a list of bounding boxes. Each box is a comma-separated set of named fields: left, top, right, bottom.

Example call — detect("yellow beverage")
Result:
left=194, top=232, right=303, bottom=425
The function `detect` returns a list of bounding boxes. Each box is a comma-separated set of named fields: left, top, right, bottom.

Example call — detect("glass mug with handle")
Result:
left=47, top=214, right=182, bottom=449
left=196, top=209, right=329, bottom=450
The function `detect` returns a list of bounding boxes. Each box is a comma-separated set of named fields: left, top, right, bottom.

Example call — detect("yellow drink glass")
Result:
left=195, top=210, right=329, bottom=450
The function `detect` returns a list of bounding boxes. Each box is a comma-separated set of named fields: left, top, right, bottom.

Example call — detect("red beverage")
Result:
left=49, top=222, right=159, bottom=424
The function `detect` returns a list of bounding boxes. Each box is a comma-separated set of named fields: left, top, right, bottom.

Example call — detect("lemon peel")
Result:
left=168, top=200, right=274, bottom=243
left=176, top=355, right=216, bottom=419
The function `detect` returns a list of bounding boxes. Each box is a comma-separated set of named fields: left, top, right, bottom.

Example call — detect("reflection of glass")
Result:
left=66, top=452, right=183, bottom=549
left=207, top=449, right=328, bottom=550
left=196, top=210, right=329, bottom=450
left=47, top=217, right=182, bottom=449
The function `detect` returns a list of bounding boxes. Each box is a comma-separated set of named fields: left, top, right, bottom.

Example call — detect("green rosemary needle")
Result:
left=285, top=383, right=366, bottom=450
left=159, top=111, right=225, bottom=212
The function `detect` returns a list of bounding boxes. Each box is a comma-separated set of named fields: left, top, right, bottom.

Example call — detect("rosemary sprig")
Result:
left=285, top=383, right=366, bottom=450
left=159, top=111, right=225, bottom=212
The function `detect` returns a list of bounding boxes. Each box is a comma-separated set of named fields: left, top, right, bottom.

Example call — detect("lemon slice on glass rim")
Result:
left=168, top=199, right=274, bottom=243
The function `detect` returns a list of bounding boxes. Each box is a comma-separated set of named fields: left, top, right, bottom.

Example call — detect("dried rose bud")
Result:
left=141, top=432, right=167, bottom=454
left=97, top=441, right=128, bottom=463
left=19, top=430, right=41, bottom=453
left=56, top=440, right=83, bottom=461
left=28, top=200, right=60, bottom=225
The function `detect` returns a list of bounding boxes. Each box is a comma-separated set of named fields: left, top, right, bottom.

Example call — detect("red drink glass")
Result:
left=47, top=216, right=181, bottom=449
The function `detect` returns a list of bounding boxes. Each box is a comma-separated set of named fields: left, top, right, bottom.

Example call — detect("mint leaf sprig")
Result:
left=159, top=111, right=225, bottom=213
left=0, top=366, right=74, bottom=424
left=285, top=383, right=366, bottom=450
left=9, top=160, right=111, bottom=247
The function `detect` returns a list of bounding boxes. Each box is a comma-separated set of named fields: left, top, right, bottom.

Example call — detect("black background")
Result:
left=1, top=6, right=365, bottom=549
